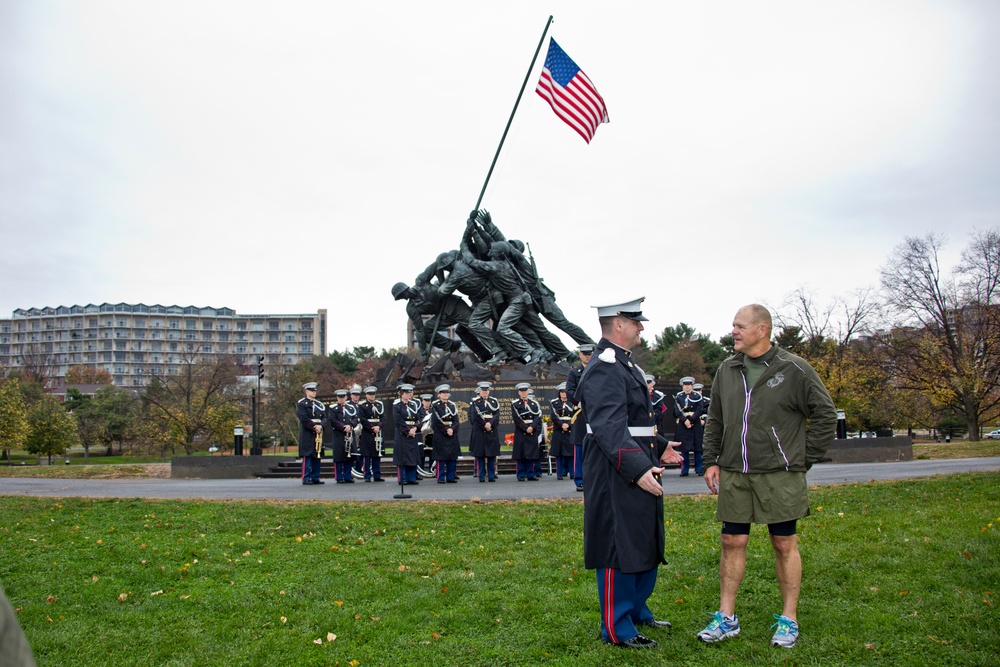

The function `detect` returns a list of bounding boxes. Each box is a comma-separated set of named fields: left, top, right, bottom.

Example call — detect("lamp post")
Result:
left=234, top=424, right=244, bottom=456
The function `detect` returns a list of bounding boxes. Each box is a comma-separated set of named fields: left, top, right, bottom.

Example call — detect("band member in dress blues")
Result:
left=349, top=387, right=364, bottom=476
left=358, top=386, right=385, bottom=482
left=297, top=382, right=327, bottom=485
left=431, top=384, right=460, bottom=483
left=329, top=390, right=356, bottom=483
left=511, top=382, right=543, bottom=480
left=549, top=382, right=575, bottom=480
left=392, top=384, right=422, bottom=485
left=673, top=377, right=706, bottom=476
left=577, top=298, right=684, bottom=649
left=468, top=381, right=500, bottom=482
left=566, top=343, right=595, bottom=491
left=647, top=374, right=671, bottom=442
left=418, top=393, right=434, bottom=471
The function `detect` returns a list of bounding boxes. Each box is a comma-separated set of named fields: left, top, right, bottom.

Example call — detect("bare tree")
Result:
left=879, top=231, right=1000, bottom=439
left=141, top=355, right=242, bottom=455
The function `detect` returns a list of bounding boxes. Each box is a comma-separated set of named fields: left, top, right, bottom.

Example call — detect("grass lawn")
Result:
left=1, top=474, right=997, bottom=666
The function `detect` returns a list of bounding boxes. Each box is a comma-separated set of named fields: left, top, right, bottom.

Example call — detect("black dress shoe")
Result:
left=637, top=619, right=672, bottom=629
left=446, top=479, right=457, bottom=483
left=314, top=479, right=326, bottom=484
left=373, top=478, right=384, bottom=482
left=616, top=634, right=658, bottom=649
left=488, top=478, right=496, bottom=482
left=302, top=481, right=314, bottom=485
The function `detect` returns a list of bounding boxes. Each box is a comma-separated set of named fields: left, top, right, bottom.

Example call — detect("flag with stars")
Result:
left=535, top=38, right=609, bottom=143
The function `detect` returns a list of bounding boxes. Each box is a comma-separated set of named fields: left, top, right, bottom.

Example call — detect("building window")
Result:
left=201, top=345, right=211, bottom=353
left=186, top=319, right=196, bottom=329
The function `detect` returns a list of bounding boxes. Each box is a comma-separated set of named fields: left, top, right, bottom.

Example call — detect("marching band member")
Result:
left=549, top=382, right=575, bottom=480
left=567, top=343, right=595, bottom=491
left=431, top=384, right=460, bottom=483
left=296, top=381, right=326, bottom=485
left=511, top=382, right=543, bottom=481
left=359, top=386, right=385, bottom=482
left=329, top=389, right=356, bottom=483
left=392, top=384, right=422, bottom=485
left=673, top=377, right=706, bottom=476
left=468, top=381, right=500, bottom=482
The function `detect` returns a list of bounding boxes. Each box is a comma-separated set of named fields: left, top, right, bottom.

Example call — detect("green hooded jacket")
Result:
left=702, top=345, right=837, bottom=474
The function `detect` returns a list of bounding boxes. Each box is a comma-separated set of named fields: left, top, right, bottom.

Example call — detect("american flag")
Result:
left=535, top=38, right=609, bottom=143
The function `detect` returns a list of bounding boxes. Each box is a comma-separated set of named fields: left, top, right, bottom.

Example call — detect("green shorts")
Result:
left=716, top=469, right=810, bottom=524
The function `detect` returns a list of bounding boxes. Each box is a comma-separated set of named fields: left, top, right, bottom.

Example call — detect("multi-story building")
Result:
left=0, top=303, right=327, bottom=389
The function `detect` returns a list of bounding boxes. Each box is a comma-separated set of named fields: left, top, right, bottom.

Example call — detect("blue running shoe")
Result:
left=697, top=611, right=740, bottom=643
left=770, top=614, right=798, bottom=648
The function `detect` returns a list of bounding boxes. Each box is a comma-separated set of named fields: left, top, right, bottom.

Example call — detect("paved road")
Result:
left=1, top=457, right=997, bottom=502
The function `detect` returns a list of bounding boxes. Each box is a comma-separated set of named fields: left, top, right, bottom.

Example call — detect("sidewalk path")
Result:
left=1, top=458, right=998, bottom=502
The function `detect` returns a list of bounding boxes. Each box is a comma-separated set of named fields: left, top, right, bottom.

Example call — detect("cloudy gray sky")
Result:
left=2, top=0, right=998, bottom=352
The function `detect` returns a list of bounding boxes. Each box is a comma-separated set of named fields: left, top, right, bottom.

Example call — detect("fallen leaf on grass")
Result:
left=327, top=633, right=336, bottom=642
left=900, top=590, right=909, bottom=596
left=334, top=600, right=344, bottom=606
left=313, top=638, right=322, bottom=645
left=866, top=643, right=875, bottom=649
left=281, top=616, right=287, bottom=624
left=349, top=661, right=359, bottom=667
left=45, top=616, right=53, bottom=623
left=963, top=551, right=972, bottom=560
left=398, top=565, right=407, bottom=572
left=117, top=593, right=128, bottom=603
left=45, top=596, right=56, bottom=604
left=371, top=616, right=380, bottom=622
left=91, top=576, right=99, bottom=582
left=179, top=595, right=190, bottom=600
left=432, top=632, right=442, bottom=639
left=150, top=590, right=163, bottom=596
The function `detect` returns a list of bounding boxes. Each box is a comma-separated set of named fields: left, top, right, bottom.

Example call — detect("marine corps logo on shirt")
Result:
left=767, top=372, right=785, bottom=389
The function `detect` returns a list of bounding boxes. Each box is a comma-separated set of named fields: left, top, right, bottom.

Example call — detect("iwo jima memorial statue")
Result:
left=368, top=208, right=597, bottom=465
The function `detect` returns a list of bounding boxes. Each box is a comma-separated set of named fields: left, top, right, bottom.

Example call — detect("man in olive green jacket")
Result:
left=698, top=304, right=836, bottom=649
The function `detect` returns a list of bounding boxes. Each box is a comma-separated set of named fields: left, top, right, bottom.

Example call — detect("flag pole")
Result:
left=473, top=15, right=553, bottom=211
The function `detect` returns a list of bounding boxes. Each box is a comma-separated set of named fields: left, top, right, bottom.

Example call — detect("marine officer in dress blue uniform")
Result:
left=358, top=386, right=385, bottom=482
left=468, top=381, right=500, bottom=481
left=511, top=382, right=543, bottom=480
left=329, top=389, right=356, bottom=483
left=566, top=343, right=595, bottom=492
left=296, top=382, right=326, bottom=485
left=392, top=384, right=422, bottom=485
left=431, top=384, right=461, bottom=483
left=577, top=298, right=684, bottom=649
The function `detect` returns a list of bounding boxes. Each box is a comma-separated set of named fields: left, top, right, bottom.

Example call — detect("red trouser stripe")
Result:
left=604, top=568, right=618, bottom=644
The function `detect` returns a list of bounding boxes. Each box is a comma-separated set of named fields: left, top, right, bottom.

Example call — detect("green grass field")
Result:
left=1, top=474, right=997, bottom=666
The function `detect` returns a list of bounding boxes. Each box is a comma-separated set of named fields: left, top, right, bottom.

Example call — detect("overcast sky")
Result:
left=2, top=0, right=998, bottom=352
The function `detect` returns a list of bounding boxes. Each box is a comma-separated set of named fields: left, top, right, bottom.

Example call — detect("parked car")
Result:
left=984, top=429, right=1000, bottom=440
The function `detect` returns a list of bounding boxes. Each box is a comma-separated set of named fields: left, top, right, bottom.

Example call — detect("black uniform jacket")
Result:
left=431, top=400, right=461, bottom=461
left=549, top=398, right=575, bottom=458
left=297, top=396, right=327, bottom=458
left=468, top=397, right=501, bottom=458
left=392, top=399, right=422, bottom=467
left=565, top=364, right=587, bottom=445
left=358, top=400, right=385, bottom=457
left=328, top=402, right=356, bottom=463
left=673, top=391, right=706, bottom=451
left=511, top=398, right=543, bottom=459
left=578, top=338, right=666, bottom=574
